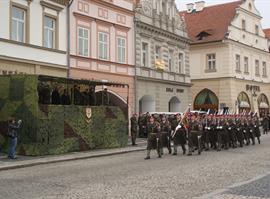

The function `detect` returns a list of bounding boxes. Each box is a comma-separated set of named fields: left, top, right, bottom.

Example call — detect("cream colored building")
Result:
left=0, top=0, right=68, bottom=77
left=181, top=0, right=270, bottom=115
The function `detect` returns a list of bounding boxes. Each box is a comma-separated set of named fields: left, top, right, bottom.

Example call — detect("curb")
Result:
left=0, top=147, right=146, bottom=171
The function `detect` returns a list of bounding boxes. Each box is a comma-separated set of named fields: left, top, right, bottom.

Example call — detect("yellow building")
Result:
left=181, top=0, right=270, bottom=115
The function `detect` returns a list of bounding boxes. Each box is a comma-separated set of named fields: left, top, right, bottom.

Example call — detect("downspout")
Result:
left=67, top=0, right=74, bottom=78
left=134, top=14, right=138, bottom=113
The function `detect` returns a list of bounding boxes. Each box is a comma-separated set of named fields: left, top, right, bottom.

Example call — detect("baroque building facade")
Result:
left=0, top=0, right=68, bottom=77
left=181, top=0, right=270, bottom=115
left=135, top=0, right=191, bottom=113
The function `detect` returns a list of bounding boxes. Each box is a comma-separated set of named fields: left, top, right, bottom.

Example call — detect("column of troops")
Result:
left=130, top=112, right=270, bottom=160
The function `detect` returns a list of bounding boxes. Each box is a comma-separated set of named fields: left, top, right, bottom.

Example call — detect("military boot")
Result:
left=144, top=150, right=150, bottom=160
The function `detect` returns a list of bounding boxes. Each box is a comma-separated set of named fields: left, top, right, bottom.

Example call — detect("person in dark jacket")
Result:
left=51, top=86, right=61, bottom=105
left=8, top=117, right=22, bottom=159
left=61, top=89, right=71, bottom=105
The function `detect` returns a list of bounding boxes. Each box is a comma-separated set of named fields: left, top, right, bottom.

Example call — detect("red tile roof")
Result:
left=180, top=1, right=242, bottom=44
left=264, top=29, right=270, bottom=39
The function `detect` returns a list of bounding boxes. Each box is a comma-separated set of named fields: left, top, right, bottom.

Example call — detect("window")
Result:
left=78, top=27, right=89, bottom=57
left=117, top=37, right=126, bottom=63
left=168, top=50, right=174, bottom=72
left=242, top=19, right=246, bottom=30
left=178, top=53, right=184, bottom=74
left=206, top=54, right=216, bottom=71
left=235, top=54, right=241, bottom=71
left=155, top=46, right=161, bottom=60
left=262, top=62, right=267, bottom=77
left=11, top=6, right=26, bottom=42
left=255, top=25, right=259, bottom=35
left=244, top=57, right=249, bottom=73
left=44, top=16, right=56, bottom=48
left=98, top=32, right=109, bottom=60
left=142, top=42, right=149, bottom=67
left=255, top=60, right=260, bottom=76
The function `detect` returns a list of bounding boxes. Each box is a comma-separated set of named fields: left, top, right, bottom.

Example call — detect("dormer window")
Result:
left=196, top=30, right=212, bottom=40
left=242, top=19, right=246, bottom=31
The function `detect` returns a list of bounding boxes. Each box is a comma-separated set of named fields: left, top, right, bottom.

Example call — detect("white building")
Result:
left=181, top=0, right=270, bottom=115
left=0, top=0, right=68, bottom=77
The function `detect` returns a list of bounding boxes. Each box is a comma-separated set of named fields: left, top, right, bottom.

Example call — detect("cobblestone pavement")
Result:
left=1, top=136, right=270, bottom=199
left=198, top=172, right=270, bottom=199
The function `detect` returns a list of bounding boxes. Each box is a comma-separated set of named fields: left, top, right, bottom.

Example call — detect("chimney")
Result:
left=186, top=3, right=194, bottom=13
left=195, top=1, right=205, bottom=12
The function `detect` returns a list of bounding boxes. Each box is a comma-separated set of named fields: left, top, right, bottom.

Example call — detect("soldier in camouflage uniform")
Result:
left=130, top=113, right=138, bottom=146
left=144, top=116, right=162, bottom=160
left=160, top=116, right=172, bottom=154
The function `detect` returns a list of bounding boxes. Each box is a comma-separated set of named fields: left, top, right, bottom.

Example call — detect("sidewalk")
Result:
left=0, top=138, right=147, bottom=171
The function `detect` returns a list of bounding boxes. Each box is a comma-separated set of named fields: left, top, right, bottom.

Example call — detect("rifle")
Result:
left=171, top=105, right=190, bottom=138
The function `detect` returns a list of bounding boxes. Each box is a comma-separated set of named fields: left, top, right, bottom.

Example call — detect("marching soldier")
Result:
left=160, top=116, right=172, bottom=154
left=145, top=117, right=162, bottom=160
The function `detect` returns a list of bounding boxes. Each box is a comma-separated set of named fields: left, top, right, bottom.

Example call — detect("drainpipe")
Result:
left=67, top=0, right=74, bottom=78
left=134, top=15, right=139, bottom=113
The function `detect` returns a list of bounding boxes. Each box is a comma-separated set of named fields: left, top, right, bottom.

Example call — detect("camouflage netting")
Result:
left=0, top=75, right=128, bottom=156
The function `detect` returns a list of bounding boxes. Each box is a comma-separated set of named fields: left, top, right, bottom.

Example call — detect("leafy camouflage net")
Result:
left=0, top=75, right=128, bottom=156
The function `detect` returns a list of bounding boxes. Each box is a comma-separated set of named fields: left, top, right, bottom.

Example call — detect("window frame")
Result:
left=255, top=25, right=259, bottom=36
left=255, top=59, right=260, bottom=76
left=116, top=36, right=126, bottom=64
left=98, top=32, right=109, bottom=60
left=235, top=54, right=241, bottom=72
left=168, top=50, right=174, bottom=72
left=178, top=52, right=184, bottom=74
left=141, top=42, right=149, bottom=67
left=11, top=5, right=27, bottom=43
left=205, top=53, right=216, bottom=72
left=242, top=19, right=246, bottom=31
left=262, top=61, right=267, bottom=77
left=77, top=26, right=89, bottom=57
left=43, top=15, right=57, bottom=49
left=155, top=46, right=161, bottom=60
left=244, top=56, right=249, bottom=74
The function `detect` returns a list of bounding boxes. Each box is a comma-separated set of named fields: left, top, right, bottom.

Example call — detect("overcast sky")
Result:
left=175, top=0, right=270, bottom=29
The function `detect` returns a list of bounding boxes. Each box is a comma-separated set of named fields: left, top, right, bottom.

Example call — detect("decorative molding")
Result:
left=49, top=0, right=68, bottom=6
left=40, top=0, right=65, bottom=12
left=0, top=38, right=66, bottom=54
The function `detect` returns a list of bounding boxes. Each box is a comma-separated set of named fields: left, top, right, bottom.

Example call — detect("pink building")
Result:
left=69, top=0, right=135, bottom=113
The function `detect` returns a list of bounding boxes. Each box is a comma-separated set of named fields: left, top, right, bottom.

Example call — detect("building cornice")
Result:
left=40, top=0, right=66, bottom=11
left=137, top=76, right=192, bottom=87
left=229, top=24, right=267, bottom=40
left=70, top=54, right=135, bottom=68
left=191, top=76, right=270, bottom=85
left=0, top=55, right=67, bottom=69
left=0, top=38, right=66, bottom=54
left=135, top=21, right=190, bottom=44
left=49, top=0, right=68, bottom=6
left=225, top=38, right=270, bottom=54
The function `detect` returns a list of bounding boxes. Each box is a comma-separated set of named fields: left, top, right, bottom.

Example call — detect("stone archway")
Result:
left=168, top=96, right=181, bottom=112
left=194, top=89, right=219, bottom=111
left=237, top=92, right=251, bottom=113
left=139, top=95, right=155, bottom=113
left=257, top=93, right=269, bottom=116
